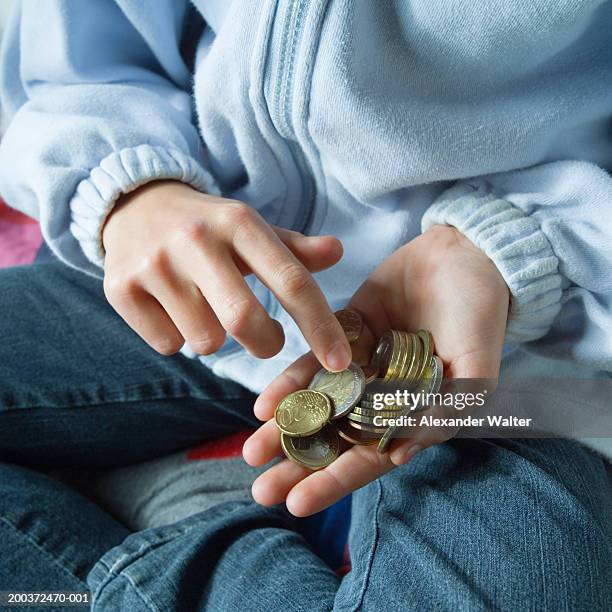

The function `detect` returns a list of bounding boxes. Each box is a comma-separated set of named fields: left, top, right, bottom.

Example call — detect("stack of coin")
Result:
left=274, top=310, right=444, bottom=469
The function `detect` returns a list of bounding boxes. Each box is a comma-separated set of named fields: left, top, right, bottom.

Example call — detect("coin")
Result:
left=361, top=364, right=379, bottom=384
left=308, top=362, right=366, bottom=419
left=372, top=331, right=393, bottom=378
left=394, top=331, right=408, bottom=380
left=377, top=407, right=411, bottom=454
left=274, top=390, right=332, bottom=437
left=335, top=418, right=379, bottom=445
left=335, top=309, right=363, bottom=343
left=427, top=355, right=444, bottom=394
left=359, top=396, right=403, bottom=411
left=404, top=332, right=422, bottom=386
left=347, top=411, right=400, bottom=426
left=281, top=426, right=340, bottom=469
left=417, top=330, right=434, bottom=380
left=352, top=405, right=405, bottom=418
left=347, top=419, right=388, bottom=434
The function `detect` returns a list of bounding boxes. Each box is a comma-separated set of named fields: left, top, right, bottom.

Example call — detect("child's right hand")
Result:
left=101, top=181, right=351, bottom=370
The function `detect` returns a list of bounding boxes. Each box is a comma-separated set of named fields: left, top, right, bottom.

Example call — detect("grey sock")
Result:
left=87, top=436, right=274, bottom=530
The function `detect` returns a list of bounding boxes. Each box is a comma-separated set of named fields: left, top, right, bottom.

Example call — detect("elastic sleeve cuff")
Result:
left=422, top=183, right=563, bottom=344
left=69, top=144, right=220, bottom=268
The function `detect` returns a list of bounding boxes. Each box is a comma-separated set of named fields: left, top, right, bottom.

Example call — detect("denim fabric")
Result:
left=2, top=2, right=612, bottom=394
left=0, top=262, right=259, bottom=470
left=1, top=262, right=611, bottom=610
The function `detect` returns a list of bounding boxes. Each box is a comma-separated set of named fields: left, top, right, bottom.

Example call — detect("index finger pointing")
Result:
left=231, top=214, right=350, bottom=371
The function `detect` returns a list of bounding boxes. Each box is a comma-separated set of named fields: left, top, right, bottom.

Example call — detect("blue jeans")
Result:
left=0, top=262, right=610, bottom=611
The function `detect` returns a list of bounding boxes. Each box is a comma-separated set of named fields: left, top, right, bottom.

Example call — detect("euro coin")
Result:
left=417, top=330, right=434, bottom=380
left=352, top=405, right=405, bottom=419
left=361, top=364, right=379, bottom=384
left=385, top=330, right=403, bottom=381
left=377, top=407, right=411, bottom=454
left=405, top=332, right=422, bottom=385
left=335, top=309, right=363, bottom=343
left=335, top=418, right=379, bottom=446
left=347, top=419, right=388, bottom=434
left=275, top=390, right=332, bottom=437
left=393, top=331, right=406, bottom=381
left=308, top=362, right=366, bottom=419
left=347, top=411, right=399, bottom=426
left=281, top=426, right=340, bottom=469
left=359, top=397, right=403, bottom=411
left=372, top=331, right=393, bottom=378
left=428, top=355, right=444, bottom=394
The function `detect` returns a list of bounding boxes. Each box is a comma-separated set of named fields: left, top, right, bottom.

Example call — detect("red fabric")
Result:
left=186, top=429, right=255, bottom=460
left=0, top=198, right=42, bottom=268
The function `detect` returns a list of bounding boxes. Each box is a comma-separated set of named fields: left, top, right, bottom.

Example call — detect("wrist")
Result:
left=422, top=184, right=562, bottom=344
left=101, top=180, right=199, bottom=251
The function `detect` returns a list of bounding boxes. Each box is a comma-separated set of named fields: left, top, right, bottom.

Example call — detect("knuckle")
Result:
left=140, top=249, right=170, bottom=276
left=308, top=315, right=339, bottom=341
left=220, top=200, right=255, bottom=227
left=103, top=273, right=135, bottom=306
left=277, top=263, right=313, bottom=299
left=172, top=221, right=208, bottom=245
left=222, top=298, right=255, bottom=336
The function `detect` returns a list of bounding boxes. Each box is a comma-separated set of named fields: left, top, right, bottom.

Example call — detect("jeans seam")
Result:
left=93, top=573, right=159, bottom=612
left=92, top=523, right=197, bottom=606
left=347, top=480, right=383, bottom=612
left=0, top=515, right=88, bottom=589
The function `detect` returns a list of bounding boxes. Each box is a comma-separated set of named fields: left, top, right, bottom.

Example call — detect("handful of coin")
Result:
left=274, top=309, right=444, bottom=469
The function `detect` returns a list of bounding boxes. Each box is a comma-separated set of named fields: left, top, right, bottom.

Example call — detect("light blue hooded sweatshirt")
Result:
left=1, top=0, right=611, bottom=432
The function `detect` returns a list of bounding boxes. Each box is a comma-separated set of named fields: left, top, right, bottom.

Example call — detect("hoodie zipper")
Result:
left=268, top=0, right=318, bottom=235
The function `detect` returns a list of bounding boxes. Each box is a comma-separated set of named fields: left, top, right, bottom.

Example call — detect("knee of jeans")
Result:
left=367, top=439, right=610, bottom=579
left=89, top=569, right=154, bottom=612
left=87, top=522, right=190, bottom=611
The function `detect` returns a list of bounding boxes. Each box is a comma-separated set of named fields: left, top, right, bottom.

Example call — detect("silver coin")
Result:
left=308, top=362, right=366, bottom=419
left=427, top=355, right=444, bottom=394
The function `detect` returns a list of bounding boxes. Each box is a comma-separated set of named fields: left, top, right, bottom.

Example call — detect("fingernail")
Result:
left=325, top=342, right=351, bottom=371
left=392, top=444, right=421, bottom=465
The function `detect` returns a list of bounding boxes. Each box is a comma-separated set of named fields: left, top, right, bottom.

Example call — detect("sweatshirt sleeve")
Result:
left=0, top=0, right=218, bottom=275
left=422, top=160, right=612, bottom=367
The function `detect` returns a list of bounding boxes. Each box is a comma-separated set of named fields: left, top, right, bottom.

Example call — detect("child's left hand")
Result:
left=243, top=225, right=510, bottom=517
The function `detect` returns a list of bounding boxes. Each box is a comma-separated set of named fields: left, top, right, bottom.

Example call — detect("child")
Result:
left=0, top=1, right=610, bottom=609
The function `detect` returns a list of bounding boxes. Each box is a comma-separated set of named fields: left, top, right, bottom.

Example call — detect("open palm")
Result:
left=243, top=225, right=510, bottom=517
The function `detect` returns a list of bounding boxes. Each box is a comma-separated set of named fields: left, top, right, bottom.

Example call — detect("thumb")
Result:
left=272, top=226, right=343, bottom=272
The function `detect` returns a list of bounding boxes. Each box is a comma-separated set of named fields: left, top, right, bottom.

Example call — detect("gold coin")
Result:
left=352, top=405, right=405, bottom=418
left=274, top=390, right=332, bottom=437
left=384, top=330, right=402, bottom=381
left=335, top=418, right=379, bottom=445
left=356, top=395, right=402, bottom=407
left=281, top=426, right=340, bottom=469
left=377, top=427, right=396, bottom=454
left=396, top=331, right=411, bottom=380
left=417, top=330, right=434, bottom=381
left=347, top=419, right=388, bottom=434
left=358, top=397, right=403, bottom=411
left=335, top=309, right=363, bottom=343
left=405, top=332, right=422, bottom=385
left=308, top=362, right=365, bottom=419
left=377, top=407, right=412, bottom=454
left=348, top=411, right=400, bottom=426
